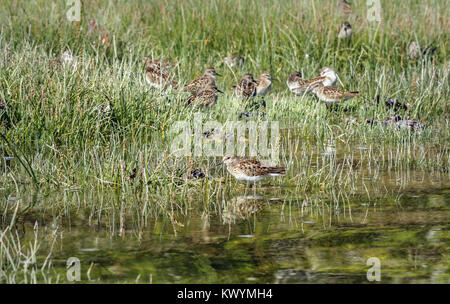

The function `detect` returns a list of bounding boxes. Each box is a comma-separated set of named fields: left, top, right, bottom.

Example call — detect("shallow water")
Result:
left=5, top=177, right=449, bottom=284
left=1, top=136, right=449, bottom=284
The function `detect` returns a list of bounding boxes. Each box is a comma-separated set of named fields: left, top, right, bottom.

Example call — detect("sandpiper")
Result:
left=255, top=72, right=272, bottom=96
left=203, top=128, right=234, bottom=142
left=179, top=168, right=206, bottom=180
left=142, top=57, right=178, bottom=70
left=183, top=67, right=221, bottom=93
left=233, top=74, right=257, bottom=99
left=408, top=41, right=421, bottom=59
left=368, top=115, right=425, bottom=131
left=376, top=95, right=410, bottom=112
left=286, top=71, right=328, bottom=95
left=287, top=71, right=316, bottom=95
left=338, top=0, right=354, bottom=16
left=338, top=21, right=353, bottom=39
left=318, top=67, right=338, bottom=87
left=145, top=62, right=178, bottom=89
left=185, top=83, right=223, bottom=107
left=393, top=117, right=426, bottom=131
left=217, top=154, right=285, bottom=183
left=310, top=82, right=359, bottom=104
left=408, top=41, right=437, bottom=60
left=224, top=54, right=245, bottom=68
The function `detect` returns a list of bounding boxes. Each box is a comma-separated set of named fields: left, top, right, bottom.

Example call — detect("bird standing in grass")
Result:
left=286, top=70, right=336, bottom=95
left=217, top=154, right=285, bottom=183
left=233, top=74, right=257, bottom=99
left=408, top=41, right=421, bottom=59
left=142, top=57, right=178, bottom=70
left=408, top=41, right=437, bottom=60
left=183, top=67, right=221, bottom=93
left=318, top=67, right=338, bottom=87
left=185, top=83, right=223, bottom=107
left=338, top=0, right=354, bottom=17
left=287, top=71, right=314, bottom=95
left=224, top=54, right=245, bottom=68
left=310, top=82, right=359, bottom=104
left=255, top=72, right=272, bottom=96
left=145, top=62, right=178, bottom=89
left=338, top=21, right=353, bottom=39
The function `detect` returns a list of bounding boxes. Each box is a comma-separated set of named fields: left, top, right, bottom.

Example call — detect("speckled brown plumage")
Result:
left=311, top=82, right=359, bottom=104
left=142, top=57, right=178, bottom=70
left=219, top=154, right=285, bottom=182
left=183, top=67, right=220, bottom=93
left=224, top=54, right=245, bottom=67
left=145, top=64, right=178, bottom=88
left=338, top=0, right=353, bottom=16
left=233, top=74, right=257, bottom=99
left=185, top=83, right=221, bottom=107
left=287, top=72, right=326, bottom=95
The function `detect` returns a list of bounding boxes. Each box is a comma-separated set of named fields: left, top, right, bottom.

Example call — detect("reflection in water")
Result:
left=1, top=186, right=447, bottom=284
left=222, top=195, right=267, bottom=224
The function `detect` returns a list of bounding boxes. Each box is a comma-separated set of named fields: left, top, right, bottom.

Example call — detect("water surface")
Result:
left=7, top=174, right=448, bottom=284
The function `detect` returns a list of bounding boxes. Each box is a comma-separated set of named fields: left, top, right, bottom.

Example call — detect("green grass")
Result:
left=0, top=0, right=449, bottom=283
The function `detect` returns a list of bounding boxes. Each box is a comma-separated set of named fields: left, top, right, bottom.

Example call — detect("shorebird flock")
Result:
left=142, top=56, right=362, bottom=183
left=142, top=55, right=359, bottom=108
left=135, top=0, right=434, bottom=185
left=52, top=0, right=435, bottom=186
left=142, top=46, right=429, bottom=184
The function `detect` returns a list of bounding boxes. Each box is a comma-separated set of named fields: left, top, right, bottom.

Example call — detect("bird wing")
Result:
left=236, top=159, right=265, bottom=176
left=306, top=76, right=326, bottom=85
left=243, top=81, right=257, bottom=97
left=323, top=86, right=345, bottom=99
left=186, top=89, right=216, bottom=106
left=184, top=76, right=204, bottom=91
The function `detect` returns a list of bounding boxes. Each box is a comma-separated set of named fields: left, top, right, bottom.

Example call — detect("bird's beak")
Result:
left=217, top=88, right=224, bottom=93
left=215, top=72, right=222, bottom=76
left=215, top=161, right=224, bottom=166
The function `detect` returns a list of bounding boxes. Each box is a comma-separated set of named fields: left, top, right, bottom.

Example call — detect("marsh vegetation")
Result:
left=0, top=0, right=448, bottom=283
